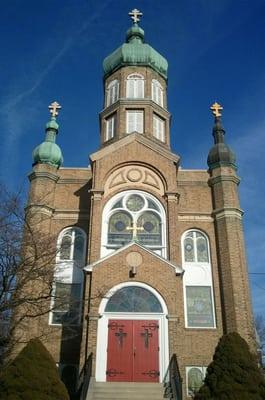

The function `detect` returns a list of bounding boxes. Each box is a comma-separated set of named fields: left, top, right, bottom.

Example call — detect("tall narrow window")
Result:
left=127, top=110, right=143, bottom=133
left=152, top=79, right=163, bottom=107
left=182, top=230, right=216, bottom=328
left=101, top=191, right=166, bottom=258
left=153, top=114, right=165, bottom=142
left=105, top=114, right=116, bottom=141
left=126, top=74, right=144, bottom=98
left=50, top=227, right=86, bottom=326
left=106, top=79, right=119, bottom=106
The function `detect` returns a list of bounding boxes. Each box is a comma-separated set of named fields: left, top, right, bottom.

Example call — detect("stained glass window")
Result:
left=105, top=286, right=163, bottom=313
left=108, top=212, right=132, bottom=245
left=184, top=231, right=209, bottom=263
left=187, top=367, right=205, bottom=396
left=137, top=212, right=161, bottom=246
left=52, top=282, right=81, bottom=325
left=104, top=191, right=165, bottom=257
left=186, top=286, right=214, bottom=327
left=59, top=228, right=86, bottom=261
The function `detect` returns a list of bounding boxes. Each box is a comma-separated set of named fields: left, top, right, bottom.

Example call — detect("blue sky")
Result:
left=0, top=1, right=264, bottom=319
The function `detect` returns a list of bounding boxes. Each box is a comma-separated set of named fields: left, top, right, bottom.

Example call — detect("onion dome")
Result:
left=207, top=103, right=236, bottom=170
left=103, top=9, right=168, bottom=79
left=32, top=102, right=63, bottom=168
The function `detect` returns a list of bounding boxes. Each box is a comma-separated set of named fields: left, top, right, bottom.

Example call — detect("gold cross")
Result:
left=126, top=221, right=144, bottom=240
left=210, top=102, right=223, bottom=117
left=129, top=8, right=143, bottom=24
left=49, top=101, right=61, bottom=118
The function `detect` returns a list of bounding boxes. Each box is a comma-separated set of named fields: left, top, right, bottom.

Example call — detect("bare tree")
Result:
left=255, top=315, right=265, bottom=354
left=0, top=184, right=58, bottom=364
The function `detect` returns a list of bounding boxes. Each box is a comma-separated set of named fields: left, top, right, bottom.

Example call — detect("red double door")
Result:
left=106, top=319, right=159, bottom=382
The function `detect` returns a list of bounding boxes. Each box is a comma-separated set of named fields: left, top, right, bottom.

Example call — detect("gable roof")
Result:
left=89, top=133, right=180, bottom=164
left=83, top=241, right=183, bottom=275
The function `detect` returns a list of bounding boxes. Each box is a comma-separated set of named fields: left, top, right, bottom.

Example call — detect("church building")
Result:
left=25, top=9, right=255, bottom=399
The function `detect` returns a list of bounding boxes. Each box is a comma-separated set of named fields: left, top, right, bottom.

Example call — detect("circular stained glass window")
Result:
left=185, top=243, right=193, bottom=252
left=143, top=221, right=154, bottom=232
left=126, top=195, right=144, bottom=212
left=115, top=221, right=126, bottom=231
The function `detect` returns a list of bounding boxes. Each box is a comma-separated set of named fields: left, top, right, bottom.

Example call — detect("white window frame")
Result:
left=126, top=73, right=144, bottom=99
left=49, top=227, right=86, bottom=326
left=105, top=114, right=116, bottom=141
left=152, top=79, right=163, bottom=107
left=182, top=229, right=216, bottom=329
left=101, top=190, right=167, bottom=258
left=126, top=110, right=144, bottom=133
left=153, top=114, right=165, bottom=142
left=106, top=79, right=119, bottom=107
left=186, top=366, right=207, bottom=397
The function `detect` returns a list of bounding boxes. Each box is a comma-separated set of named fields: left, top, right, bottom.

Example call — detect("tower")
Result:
left=23, top=10, right=255, bottom=399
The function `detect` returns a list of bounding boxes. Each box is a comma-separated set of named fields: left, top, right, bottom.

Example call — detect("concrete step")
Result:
left=86, top=380, right=165, bottom=400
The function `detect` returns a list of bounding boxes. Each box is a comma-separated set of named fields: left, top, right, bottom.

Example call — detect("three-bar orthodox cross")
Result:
left=49, top=101, right=61, bottom=118
left=210, top=102, right=223, bottom=117
left=129, top=8, right=143, bottom=24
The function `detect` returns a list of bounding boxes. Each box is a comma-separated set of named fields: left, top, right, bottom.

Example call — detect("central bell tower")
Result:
left=99, top=9, right=171, bottom=148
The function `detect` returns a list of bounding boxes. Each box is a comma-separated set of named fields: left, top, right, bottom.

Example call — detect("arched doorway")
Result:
left=95, top=282, right=169, bottom=382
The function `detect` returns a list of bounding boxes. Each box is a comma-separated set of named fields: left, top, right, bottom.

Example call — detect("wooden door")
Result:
left=106, top=319, right=159, bottom=382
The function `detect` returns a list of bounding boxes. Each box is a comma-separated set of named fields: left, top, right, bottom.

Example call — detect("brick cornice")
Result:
left=28, top=170, right=59, bottom=183
left=208, top=175, right=240, bottom=187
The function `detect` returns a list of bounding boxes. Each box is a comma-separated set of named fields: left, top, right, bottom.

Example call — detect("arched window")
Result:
left=58, top=228, right=86, bottom=262
left=182, top=230, right=215, bottom=328
left=101, top=191, right=166, bottom=258
left=152, top=79, right=163, bottom=107
left=50, top=227, right=86, bottom=326
left=126, top=74, right=144, bottom=98
left=106, top=79, right=119, bottom=106
left=105, top=286, right=163, bottom=313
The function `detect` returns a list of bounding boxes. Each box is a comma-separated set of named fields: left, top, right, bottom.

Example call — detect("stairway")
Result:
left=86, top=380, right=165, bottom=400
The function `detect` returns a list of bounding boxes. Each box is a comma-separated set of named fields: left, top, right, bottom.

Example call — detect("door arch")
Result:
left=95, top=282, right=169, bottom=382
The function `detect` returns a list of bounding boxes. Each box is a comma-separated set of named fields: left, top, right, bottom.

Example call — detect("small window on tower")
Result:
left=126, top=110, right=144, bottom=133
left=106, top=79, right=119, bottom=106
left=153, top=114, right=165, bottom=142
left=152, top=79, right=163, bottom=107
left=105, top=114, right=116, bottom=141
left=126, top=74, right=144, bottom=98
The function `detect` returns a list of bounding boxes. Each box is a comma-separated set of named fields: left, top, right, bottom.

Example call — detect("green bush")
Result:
left=194, top=332, right=265, bottom=400
left=0, top=338, right=70, bottom=400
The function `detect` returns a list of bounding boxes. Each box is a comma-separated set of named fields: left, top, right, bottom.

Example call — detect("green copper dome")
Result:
left=103, top=23, right=168, bottom=79
left=33, top=116, right=63, bottom=168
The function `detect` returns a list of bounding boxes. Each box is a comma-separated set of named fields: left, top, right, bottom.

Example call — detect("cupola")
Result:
left=103, top=9, right=168, bottom=80
left=207, top=102, right=236, bottom=170
left=32, top=102, right=63, bottom=168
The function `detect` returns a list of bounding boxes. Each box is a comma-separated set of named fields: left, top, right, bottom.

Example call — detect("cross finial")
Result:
left=49, top=101, right=61, bottom=118
left=210, top=102, right=223, bottom=118
left=129, top=8, right=143, bottom=24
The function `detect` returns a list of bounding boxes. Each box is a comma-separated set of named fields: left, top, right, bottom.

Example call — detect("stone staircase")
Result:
left=86, top=380, right=165, bottom=399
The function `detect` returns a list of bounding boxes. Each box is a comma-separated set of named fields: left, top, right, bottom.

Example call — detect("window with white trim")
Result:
left=101, top=191, right=166, bottom=258
left=152, top=79, right=163, bottom=106
left=106, top=79, right=119, bottom=106
left=105, top=114, right=116, bottom=141
left=182, top=230, right=216, bottom=328
left=126, top=74, right=144, bottom=98
left=126, top=110, right=143, bottom=133
left=50, top=227, right=86, bottom=325
left=186, top=366, right=207, bottom=397
left=153, top=114, right=165, bottom=142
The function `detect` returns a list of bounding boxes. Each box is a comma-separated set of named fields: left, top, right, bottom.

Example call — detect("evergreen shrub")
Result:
left=194, top=332, right=265, bottom=400
left=0, top=338, right=69, bottom=400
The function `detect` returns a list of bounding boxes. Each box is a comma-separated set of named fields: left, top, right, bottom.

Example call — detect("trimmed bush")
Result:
left=0, top=338, right=69, bottom=400
left=194, top=332, right=265, bottom=400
